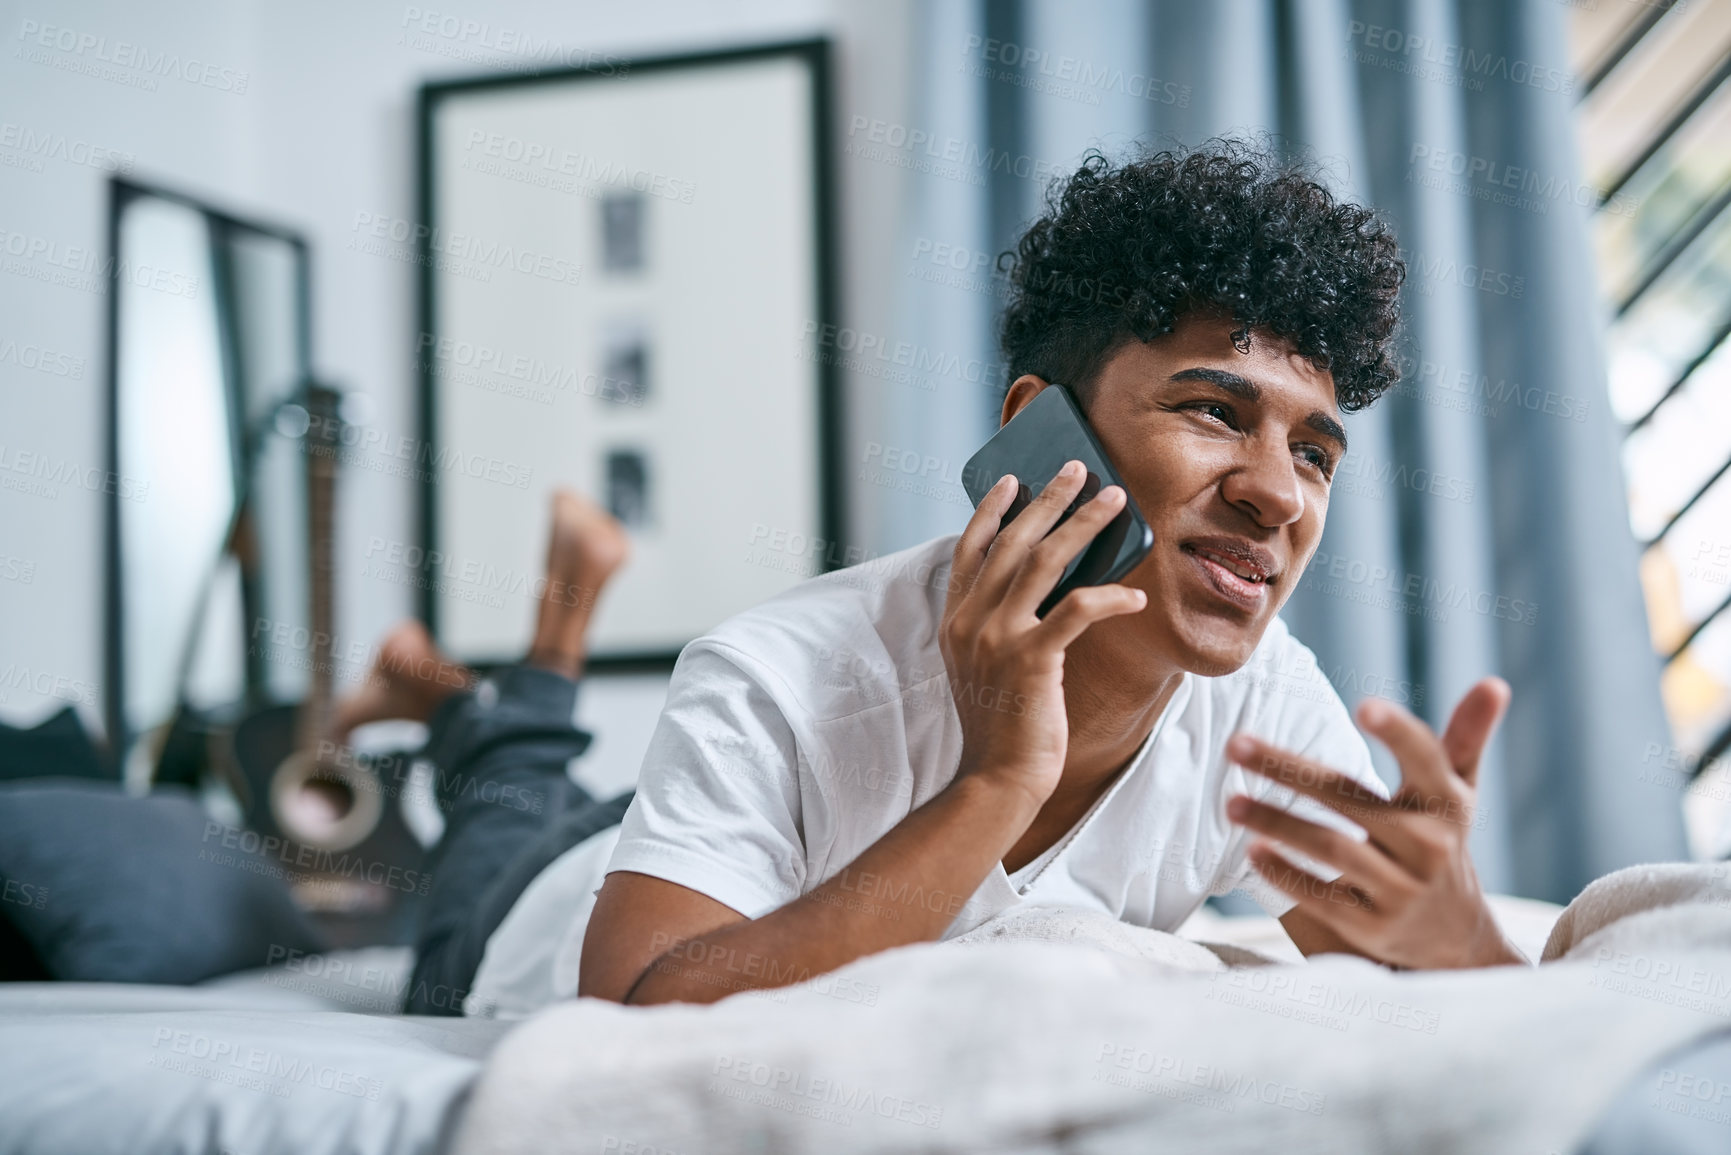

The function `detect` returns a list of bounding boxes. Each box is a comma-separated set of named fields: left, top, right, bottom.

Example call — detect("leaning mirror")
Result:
left=104, top=180, right=312, bottom=781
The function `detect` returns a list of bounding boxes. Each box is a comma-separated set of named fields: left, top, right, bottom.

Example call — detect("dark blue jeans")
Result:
left=405, top=665, right=632, bottom=1016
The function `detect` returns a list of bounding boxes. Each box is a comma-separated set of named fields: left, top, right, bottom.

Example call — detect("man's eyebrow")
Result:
left=1305, top=411, right=1348, bottom=455
left=1169, top=366, right=1349, bottom=454
left=1170, top=366, right=1258, bottom=400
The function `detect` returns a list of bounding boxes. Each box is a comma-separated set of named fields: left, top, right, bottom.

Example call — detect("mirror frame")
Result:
left=102, top=176, right=313, bottom=768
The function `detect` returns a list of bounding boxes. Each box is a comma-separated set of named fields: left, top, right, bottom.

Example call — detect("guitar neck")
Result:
left=298, top=385, right=340, bottom=753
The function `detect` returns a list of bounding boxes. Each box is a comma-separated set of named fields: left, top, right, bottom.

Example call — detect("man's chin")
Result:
left=1169, top=619, right=1266, bottom=678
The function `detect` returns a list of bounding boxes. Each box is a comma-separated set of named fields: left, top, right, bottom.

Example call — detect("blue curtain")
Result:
left=863, top=0, right=1688, bottom=902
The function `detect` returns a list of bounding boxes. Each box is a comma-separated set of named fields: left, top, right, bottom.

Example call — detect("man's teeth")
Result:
left=1198, top=550, right=1264, bottom=583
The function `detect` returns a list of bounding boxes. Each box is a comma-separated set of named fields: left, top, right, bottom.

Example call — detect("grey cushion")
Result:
left=0, top=779, right=325, bottom=983
left=0, top=707, right=108, bottom=783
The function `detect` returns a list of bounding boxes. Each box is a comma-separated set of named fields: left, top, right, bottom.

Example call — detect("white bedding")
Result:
left=451, top=863, right=1731, bottom=1155
left=0, top=875, right=1722, bottom=1155
left=0, top=950, right=512, bottom=1155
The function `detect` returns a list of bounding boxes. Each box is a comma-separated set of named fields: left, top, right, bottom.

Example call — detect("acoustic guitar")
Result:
left=230, top=384, right=425, bottom=921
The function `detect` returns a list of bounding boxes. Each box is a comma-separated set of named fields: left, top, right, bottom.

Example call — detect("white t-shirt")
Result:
left=469, top=534, right=1386, bottom=1016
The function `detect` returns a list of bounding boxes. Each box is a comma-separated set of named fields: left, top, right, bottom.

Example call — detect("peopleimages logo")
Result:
left=0, top=226, right=200, bottom=298
left=1301, top=548, right=1539, bottom=627
left=15, top=19, right=250, bottom=93
left=0, top=444, right=150, bottom=502
left=0, top=336, right=84, bottom=378
left=414, top=332, right=643, bottom=406
left=302, top=413, right=533, bottom=489
left=460, top=131, right=695, bottom=204
left=1346, top=20, right=1573, bottom=95
left=0, top=120, right=134, bottom=173
left=959, top=34, right=1191, bottom=108
left=844, top=115, right=1062, bottom=186
left=799, top=320, right=1010, bottom=391
left=0, top=663, right=98, bottom=707
left=1408, top=144, right=1638, bottom=218
left=398, top=7, right=628, bottom=76
left=200, top=823, right=432, bottom=896
left=1407, top=250, right=1524, bottom=300
left=350, top=212, right=582, bottom=285
left=710, top=1056, right=944, bottom=1130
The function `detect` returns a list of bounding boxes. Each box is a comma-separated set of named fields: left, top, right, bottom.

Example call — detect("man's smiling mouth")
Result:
left=1179, top=537, right=1280, bottom=610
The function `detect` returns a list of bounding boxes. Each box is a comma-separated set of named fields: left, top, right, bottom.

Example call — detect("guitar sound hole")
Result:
left=286, top=775, right=357, bottom=833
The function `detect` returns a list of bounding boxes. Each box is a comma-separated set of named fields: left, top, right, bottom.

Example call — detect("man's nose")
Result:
left=1220, top=438, right=1305, bottom=527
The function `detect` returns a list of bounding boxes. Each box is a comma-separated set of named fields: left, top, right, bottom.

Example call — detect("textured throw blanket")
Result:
left=452, top=864, right=1731, bottom=1155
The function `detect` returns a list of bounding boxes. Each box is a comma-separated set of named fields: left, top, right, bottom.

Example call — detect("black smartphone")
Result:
left=961, top=385, right=1154, bottom=616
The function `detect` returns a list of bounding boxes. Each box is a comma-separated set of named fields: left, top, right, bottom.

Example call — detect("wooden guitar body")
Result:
left=230, top=701, right=427, bottom=918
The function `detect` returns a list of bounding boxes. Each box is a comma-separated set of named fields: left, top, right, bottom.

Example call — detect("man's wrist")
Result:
left=942, top=769, right=1046, bottom=841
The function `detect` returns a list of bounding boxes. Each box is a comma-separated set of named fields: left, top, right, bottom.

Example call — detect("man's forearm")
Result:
left=624, top=774, right=1038, bottom=1005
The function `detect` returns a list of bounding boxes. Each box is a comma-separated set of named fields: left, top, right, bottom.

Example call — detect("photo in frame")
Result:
left=417, top=39, right=838, bottom=666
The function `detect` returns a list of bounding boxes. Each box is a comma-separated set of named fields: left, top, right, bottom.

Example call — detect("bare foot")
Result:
left=526, top=489, right=630, bottom=678
left=329, top=621, right=472, bottom=739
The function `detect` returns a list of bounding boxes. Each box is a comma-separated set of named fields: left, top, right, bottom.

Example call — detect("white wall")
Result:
left=1, top=0, right=250, bottom=730
left=0, top=0, right=920, bottom=786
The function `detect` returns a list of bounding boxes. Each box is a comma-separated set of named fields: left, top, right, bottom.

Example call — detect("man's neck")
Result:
left=1056, top=626, right=1186, bottom=798
left=998, top=621, right=1188, bottom=875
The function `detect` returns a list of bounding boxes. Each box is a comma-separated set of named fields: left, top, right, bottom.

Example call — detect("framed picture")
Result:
left=417, top=39, right=838, bottom=667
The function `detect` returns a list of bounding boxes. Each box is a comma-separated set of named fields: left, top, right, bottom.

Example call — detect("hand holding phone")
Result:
left=941, top=463, right=1147, bottom=810
left=961, top=385, right=1154, bottom=616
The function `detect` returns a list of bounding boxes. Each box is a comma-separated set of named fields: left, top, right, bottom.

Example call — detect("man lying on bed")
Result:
left=577, top=143, right=1524, bottom=1007
left=352, top=141, right=1526, bottom=1016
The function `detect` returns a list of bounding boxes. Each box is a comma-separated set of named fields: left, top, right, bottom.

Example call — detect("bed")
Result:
left=0, top=948, right=509, bottom=1155
left=2, top=871, right=1729, bottom=1155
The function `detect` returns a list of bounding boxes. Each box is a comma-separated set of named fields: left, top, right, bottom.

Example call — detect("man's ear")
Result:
left=1000, top=374, right=1050, bottom=427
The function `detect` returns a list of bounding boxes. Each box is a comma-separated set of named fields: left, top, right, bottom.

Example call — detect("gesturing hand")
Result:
left=941, top=461, right=1147, bottom=813
left=1224, top=677, right=1526, bottom=969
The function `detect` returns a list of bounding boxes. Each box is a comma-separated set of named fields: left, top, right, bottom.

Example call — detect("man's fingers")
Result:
left=1438, top=677, right=1510, bottom=789
left=1001, top=484, right=1128, bottom=618
left=1227, top=734, right=1438, bottom=864
left=948, top=474, right=1019, bottom=606
left=1227, top=735, right=1389, bottom=811
left=1029, top=581, right=1146, bottom=649
left=1227, top=795, right=1408, bottom=893
left=1229, top=734, right=1476, bottom=875
left=990, top=460, right=1087, bottom=552
left=1245, top=844, right=1378, bottom=930
left=971, top=461, right=1089, bottom=606
left=1354, top=698, right=1456, bottom=800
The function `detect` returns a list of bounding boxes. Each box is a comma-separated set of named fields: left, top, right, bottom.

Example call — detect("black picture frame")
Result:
left=415, top=37, right=841, bottom=672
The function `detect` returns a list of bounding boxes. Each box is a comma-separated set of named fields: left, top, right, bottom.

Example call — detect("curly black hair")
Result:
left=999, top=141, right=1405, bottom=413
